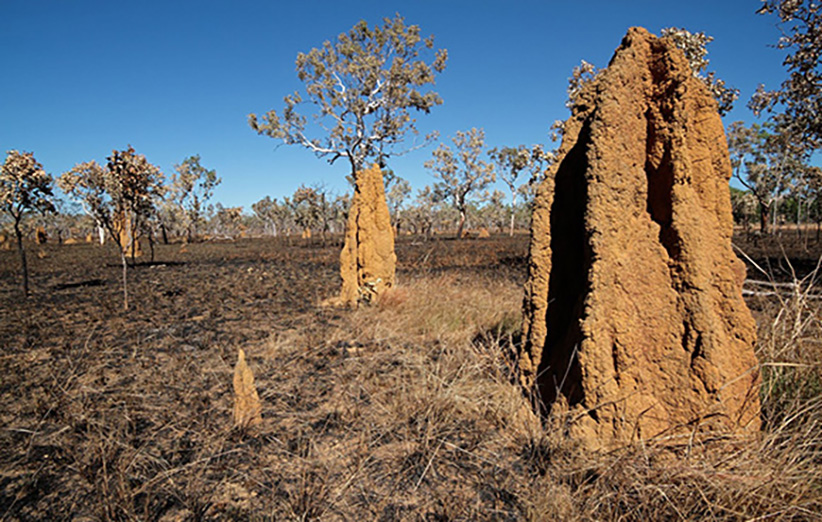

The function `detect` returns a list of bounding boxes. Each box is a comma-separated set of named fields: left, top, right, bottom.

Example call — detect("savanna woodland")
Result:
left=2, top=3, right=822, bottom=520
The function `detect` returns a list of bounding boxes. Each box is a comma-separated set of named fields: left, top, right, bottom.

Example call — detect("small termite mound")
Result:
left=233, top=348, right=262, bottom=429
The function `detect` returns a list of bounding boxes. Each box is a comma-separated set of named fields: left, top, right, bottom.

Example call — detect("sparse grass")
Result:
left=1, top=237, right=821, bottom=520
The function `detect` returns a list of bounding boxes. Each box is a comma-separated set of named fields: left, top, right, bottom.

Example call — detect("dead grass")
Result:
left=1, top=237, right=822, bottom=520
left=248, top=271, right=822, bottom=520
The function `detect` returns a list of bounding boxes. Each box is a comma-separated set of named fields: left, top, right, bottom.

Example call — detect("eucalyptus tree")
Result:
left=249, top=15, right=446, bottom=176
left=405, top=186, right=438, bottom=237
left=212, top=204, right=245, bottom=238
left=728, top=120, right=812, bottom=233
left=291, top=184, right=337, bottom=244
left=170, top=155, right=220, bottom=242
left=490, top=144, right=552, bottom=236
left=252, top=196, right=292, bottom=237
left=330, top=193, right=351, bottom=235
left=752, top=0, right=822, bottom=149
left=425, top=128, right=495, bottom=239
left=249, top=15, right=446, bottom=295
left=476, top=189, right=508, bottom=234
left=59, top=146, right=163, bottom=310
left=0, top=150, right=55, bottom=296
left=385, top=173, right=411, bottom=233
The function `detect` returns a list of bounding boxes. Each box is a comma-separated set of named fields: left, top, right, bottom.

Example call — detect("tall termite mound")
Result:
left=520, top=27, right=761, bottom=450
left=339, top=163, right=396, bottom=306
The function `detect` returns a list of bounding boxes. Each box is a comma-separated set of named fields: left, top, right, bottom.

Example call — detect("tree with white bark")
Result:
left=490, top=144, right=553, bottom=236
left=170, top=155, right=220, bottom=242
left=249, top=14, right=446, bottom=296
left=425, top=128, right=495, bottom=239
left=252, top=196, right=292, bottom=237
left=728, top=120, right=812, bottom=234
left=249, top=15, right=447, bottom=177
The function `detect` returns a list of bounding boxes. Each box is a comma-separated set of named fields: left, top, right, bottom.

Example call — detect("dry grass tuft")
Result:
left=355, top=272, right=523, bottom=344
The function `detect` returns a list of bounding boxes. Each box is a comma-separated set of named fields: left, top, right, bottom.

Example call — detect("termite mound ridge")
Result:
left=520, top=27, right=761, bottom=451
left=339, top=164, right=397, bottom=307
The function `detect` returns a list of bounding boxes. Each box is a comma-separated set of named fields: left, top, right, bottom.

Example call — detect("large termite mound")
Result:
left=520, top=27, right=761, bottom=450
left=339, top=164, right=396, bottom=306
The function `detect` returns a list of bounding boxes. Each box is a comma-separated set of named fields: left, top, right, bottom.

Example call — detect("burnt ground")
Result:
left=0, top=235, right=531, bottom=521
left=733, top=229, right=822, bottom=283
left=0, top=235, right=529, bottom=353
left=0, top=231, right=820, bottom=521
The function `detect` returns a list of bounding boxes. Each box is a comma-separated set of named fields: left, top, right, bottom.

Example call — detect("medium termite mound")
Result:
left=339, top=164, right=396, bottom=306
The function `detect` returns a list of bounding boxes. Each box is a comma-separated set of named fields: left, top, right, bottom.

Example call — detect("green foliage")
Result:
left=728, top=120, right=817, bottom=233
left=425, top=128, right=495, bottom=238
left=249, top=14, right=447, bottom=174
left=170, top=155, right=220, bottom=240
left=753, top=0, right=822, bottom=149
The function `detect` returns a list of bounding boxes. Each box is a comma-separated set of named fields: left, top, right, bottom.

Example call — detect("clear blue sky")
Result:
left=1, top=0, right=789, bottom=210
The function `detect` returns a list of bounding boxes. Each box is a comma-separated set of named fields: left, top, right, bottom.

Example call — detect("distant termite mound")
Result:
left=114, top=211, right=141, bottom=258
left=35, top=227, right=47, bottom=244
left=520, top=27, right=761, bottom=450
left=339, top=164, right=396, bottom=306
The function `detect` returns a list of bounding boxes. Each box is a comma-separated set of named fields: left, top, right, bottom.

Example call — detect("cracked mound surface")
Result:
left=521, top=27, right=761, bottom=450
left=340, top=164, right=396, bottom=306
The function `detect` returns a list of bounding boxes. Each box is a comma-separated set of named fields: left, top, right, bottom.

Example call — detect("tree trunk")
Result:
left=128, top=219, right=137, bottom=265
left=759, top=203, right=769, bottom=234
left=456, top=209, right=466, bottom=239
left=772, top=199, right=779, bottom=234
left=148, top=229, right=156, bottom=263
left=14, top=220, right=29, bottom=297
left=161, top=224, right=169, bottom=245
left=509, top=194, right=517, bottom=237
left=120, top=249, right=129, bottom=311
